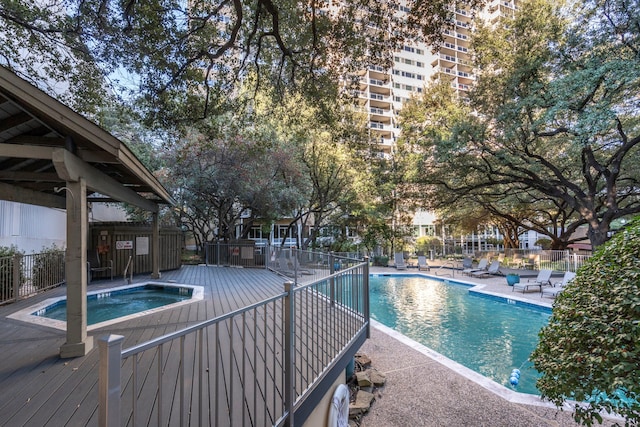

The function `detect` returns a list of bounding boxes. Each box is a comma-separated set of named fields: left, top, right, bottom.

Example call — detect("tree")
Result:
left=1, top=0, right=486, bottom=122
left=531, top=216, right=640, bottom=426
left=399, top=0, right=640, bottom=250
left=469, top=0, right=640, bottom=248
left=165, top=116, right=306, bottom=246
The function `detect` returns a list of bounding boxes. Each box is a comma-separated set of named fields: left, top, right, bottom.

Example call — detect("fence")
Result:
left=475, top=249, right=591, bottom=272
left=204, top=241, right=265, bottom=268
left=0, top=251, right=66, bottom=305
left=266, top=247, right=363, bottom=286
left=98, top=258, right=370, bottom=426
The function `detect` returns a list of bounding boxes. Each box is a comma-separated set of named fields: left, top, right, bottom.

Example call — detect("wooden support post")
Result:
left=60, top=178, right=93, bottom=358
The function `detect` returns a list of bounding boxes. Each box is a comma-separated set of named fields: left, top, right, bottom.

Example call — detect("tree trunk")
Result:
left=587, top=223, right=610, bottom=249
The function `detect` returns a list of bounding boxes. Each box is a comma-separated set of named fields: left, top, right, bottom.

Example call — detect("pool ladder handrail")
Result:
left=123, top=256, right=133, bottom=284
left=434, top=260, right=458, bottom=277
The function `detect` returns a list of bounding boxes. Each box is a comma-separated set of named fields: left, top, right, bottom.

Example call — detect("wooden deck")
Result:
left=0, top=265, right=290, bottom=426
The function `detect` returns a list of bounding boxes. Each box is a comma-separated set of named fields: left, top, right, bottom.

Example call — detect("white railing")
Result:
left=475, top=249, right=592, bottom=272
left=99, top=257, right=370, bottom=426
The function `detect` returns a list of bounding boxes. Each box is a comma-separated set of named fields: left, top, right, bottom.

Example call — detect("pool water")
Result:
left=35, top=285, right=193, bottom=326
left=370, top=275, right=550, bottom=395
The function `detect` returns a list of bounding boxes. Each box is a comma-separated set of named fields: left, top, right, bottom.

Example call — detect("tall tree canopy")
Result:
left=1, top=0, right=483, bottom=123
left=399, top=0, right=640, bottom=249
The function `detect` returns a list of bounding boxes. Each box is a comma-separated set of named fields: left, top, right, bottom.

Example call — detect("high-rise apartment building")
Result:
left=356, top=0, right=519, bottom=159
left=353, top=0, right=519, bottom=247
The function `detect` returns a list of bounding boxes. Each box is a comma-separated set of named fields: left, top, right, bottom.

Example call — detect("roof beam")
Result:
left=52, top=148, right=158, bottom=212
left=0, top=142, right=54, bottom=159
left=0, top=181, right=65, bottom=209
left=0, top=171, right=62, bottom=181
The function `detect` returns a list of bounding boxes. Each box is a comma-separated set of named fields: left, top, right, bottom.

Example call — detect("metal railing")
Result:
left=0, top=251, right=66, bottom=305
left=266, top=248, right=363, bottom=286
left=99, top=258, right=370, bottom=426
left=205, top=241, right=267, bottom=268
left=474, top=249, right=592, bottom=272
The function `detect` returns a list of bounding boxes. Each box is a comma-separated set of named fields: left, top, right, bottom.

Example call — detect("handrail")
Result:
left=434, top=261, right=458, bottom=277
left=99, top=258, right=370, bottom=427
left=121, top=291, right=287, bottom=357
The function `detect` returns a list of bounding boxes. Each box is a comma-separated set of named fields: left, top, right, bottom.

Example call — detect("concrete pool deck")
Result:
left=358, top=265, right=621, bottom=427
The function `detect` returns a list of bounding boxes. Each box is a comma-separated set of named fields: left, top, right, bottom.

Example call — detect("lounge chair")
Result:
left=461, top=257, right=473, bottom=270
left=513, top=269, right=552, bottom=293
left=291, top=256, right=315, bottom=275
left=462, top=258, right=488, bottom=275
left=417, top=256, right=430, bottom=271
left=508, top=253, right=523, bottom=268
left=275, top=257, right=297, bottom=277
left=472, top=260, right=503, bottom=278
left=542, top=271, right=576, bottom=298
left=394, top=253, right=407, bottom=270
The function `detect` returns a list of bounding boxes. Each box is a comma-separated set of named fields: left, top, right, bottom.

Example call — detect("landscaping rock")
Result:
left=355, top=353, right=371, bottom=367
left=356, top=371, right=372, bottom=387
left=349, top=390, right=375, bottom=417
left=369, top=368, right=386, bottom=386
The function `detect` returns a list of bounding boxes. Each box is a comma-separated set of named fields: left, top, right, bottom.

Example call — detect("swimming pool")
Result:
left=370, top=274, right=550, bottom=395
left=8, top=282, right=204, bottom=331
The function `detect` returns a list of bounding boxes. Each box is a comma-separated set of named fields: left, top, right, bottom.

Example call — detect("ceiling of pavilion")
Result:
left=0, top=66, right=173, bottom=211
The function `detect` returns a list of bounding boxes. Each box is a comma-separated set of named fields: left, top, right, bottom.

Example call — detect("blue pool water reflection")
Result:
left=369, top=275, right=550, bottom=395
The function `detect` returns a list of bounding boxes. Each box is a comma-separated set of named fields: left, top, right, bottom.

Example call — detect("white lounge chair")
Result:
left=291, top=256, right=315, bottom=275
left=542, top=271, right=576, bottom=298
left=462, top=258, right=488, bottom=275
left=394, top=252, right=407, bottom=270
left=513, top=269, right=552, bottom=293
left=472, top=261, right=502, bottom=278
left=275, top=257, right=296, bottom=277
left=417, top=256, right=430, bottom=271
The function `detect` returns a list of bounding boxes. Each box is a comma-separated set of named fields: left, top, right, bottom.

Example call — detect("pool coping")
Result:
left=7, top=282, right=204, bottom=332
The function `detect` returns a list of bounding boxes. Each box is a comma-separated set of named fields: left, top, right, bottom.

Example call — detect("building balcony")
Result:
left=370, top=107, right=393, bottom=120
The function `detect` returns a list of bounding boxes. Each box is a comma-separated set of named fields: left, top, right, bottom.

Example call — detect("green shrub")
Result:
left=372, top=256, right=389, bottom=267
left=531, top=217, right=640, bottom=426
left=31, top=245, right=65, bottom=290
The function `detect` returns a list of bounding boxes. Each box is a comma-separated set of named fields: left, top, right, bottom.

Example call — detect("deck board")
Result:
left=0, top=265, right=357, bottom=426
left=0, top=265, right=289, bottom=427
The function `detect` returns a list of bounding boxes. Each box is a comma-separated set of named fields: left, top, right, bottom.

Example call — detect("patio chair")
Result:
left=508, top=253, right=523, bottom=268
left=275, top=257, right=297, bottom=277
left=472, top=261, right=503, bottom=278
left=87, top=249, right=113, bottom=283
left=291, top=256, right=315, bottom=275
left=462, top=257, right=473, bottom=270
left=394, top=253, right=407, bottom=270
left=462, top=258, right=487, bottom=275
left=542, top=271, right=576, bottom=298
left=513, top=269, right=552, bottom=293
left=417, top=256, right=430, bottom=271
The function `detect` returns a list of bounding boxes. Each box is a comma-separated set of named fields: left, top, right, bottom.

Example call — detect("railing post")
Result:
left=329, top=252, right=335, bottom=306
left=364, top=257, right=370, bottom=339
left=283, top=281, right=295, bottom=427
left=216, top=241, right=221, bottom=267
left=12, top=254, right=21, bottom=302
left=204, top=243, right=209, bottom=266
left=99, top=334, right=124, bottom=427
